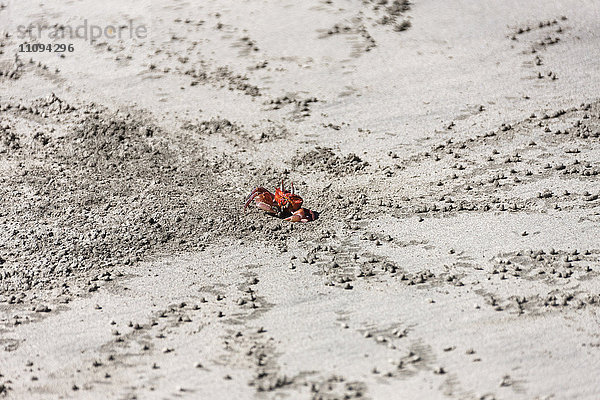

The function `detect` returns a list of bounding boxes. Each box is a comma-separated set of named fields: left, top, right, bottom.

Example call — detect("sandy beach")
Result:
left=1, top=0, right=600, bottom=398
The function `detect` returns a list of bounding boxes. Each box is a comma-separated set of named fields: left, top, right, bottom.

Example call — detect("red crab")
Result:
left=244, top=181, right=317, bottom=222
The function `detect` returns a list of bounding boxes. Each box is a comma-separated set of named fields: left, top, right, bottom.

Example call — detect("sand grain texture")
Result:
left=1, top=0, right=600, bottom=399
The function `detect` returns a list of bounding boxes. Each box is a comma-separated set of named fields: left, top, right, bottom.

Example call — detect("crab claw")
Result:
left=255, top=201, right=280, bottom=215
left=244, top=187, right=270, bottom=210
left=284, top=208, right=317, bottom=223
